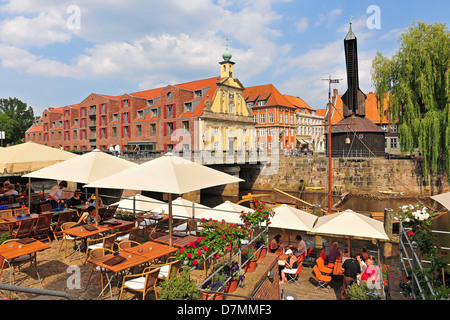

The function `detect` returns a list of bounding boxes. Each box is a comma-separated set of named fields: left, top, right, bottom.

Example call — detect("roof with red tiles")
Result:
left=26, top=125, right=43, bottom=133
left=283, top=95, right=314, bottom=113
left=243, top=84, right=296, bottom=109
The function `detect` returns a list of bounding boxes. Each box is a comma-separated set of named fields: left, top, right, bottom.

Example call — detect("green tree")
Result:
left=0, top=97, right=35, bottom=145
left=371, top=21, right=450, bottom=183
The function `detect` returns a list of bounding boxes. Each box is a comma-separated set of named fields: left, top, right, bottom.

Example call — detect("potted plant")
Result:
left=200, top=276, right=226, bottom=300
left=254, top=235, right=267, bottom=260
left=241, top=248, right=257, bottom=273
left=159, top=270, right=200, bottom=300
left=223, top=262, right=245, bottom=293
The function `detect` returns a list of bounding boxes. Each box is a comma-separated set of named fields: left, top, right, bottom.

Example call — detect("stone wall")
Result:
left=242, top=156, right=449, bottom=197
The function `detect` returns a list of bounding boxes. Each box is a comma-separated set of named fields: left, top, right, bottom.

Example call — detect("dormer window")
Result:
left=257, top=100, right=267, bottom=106
left=184, top=102, right=192, bottom=112
left=147, top=99, right=154, bottom=106
left=194, top=90, right=202, bottom=98
left=137, top=110, right=144, bottom=119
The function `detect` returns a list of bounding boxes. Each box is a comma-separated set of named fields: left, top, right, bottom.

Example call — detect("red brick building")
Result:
left=25, top=48, right=255, bottom=154
left=243, top=84, right=298, bottom=152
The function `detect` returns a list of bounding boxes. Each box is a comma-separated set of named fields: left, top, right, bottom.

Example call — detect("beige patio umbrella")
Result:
left=151, top=196, right=209, bottom=219
left=112, top=194, right=165, bottom=213
left=0, top=141, right=78, bottom=208
left=23, top=149, right=138, bottom=224
left=431, top=191, right=450, bottom=212
left=197, top=200, right=253, bottom=225
left=313, top=209, right=389, bottom=240
left=312, top=209, right=389, bottom=253
left=0, top=141, right=78, bottom=173
left=271, top=204, right=317, bottom=232
left=84, top=153, right=243, bottom=246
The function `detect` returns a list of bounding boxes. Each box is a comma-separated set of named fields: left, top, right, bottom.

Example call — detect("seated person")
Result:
left=77, top=206, right=97, bottom=225
left=23, top=183, right=35, bottom=196
left=279, top=249, right=299, bottom=284
left=361, top=259, right=377, bottom=283
left=327, top=242, right=341, bottom=263
left=0, top=181, right=10, bottom=194
left=292, top=235, right=306, bottom=258
left=69, top=190, right=84, bottom=207
left=270, top=234, right=283, bottom=253
left=4, top=184, right=19, bottom=196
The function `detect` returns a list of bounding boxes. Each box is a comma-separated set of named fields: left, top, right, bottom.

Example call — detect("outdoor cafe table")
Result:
left=123, top=241, right=178, bottom=262
left=153, top=234, right=199, bottom=248
left=61, top=219, right=135, bottom=263
left=333, top=255, right=346, bottom=276
left=0, top=238, right=50, bottom=285
left=41, top=208, right=78, bottom=219
left=62, top=219, right=135, bottom=239
left=88, top=251, right=150, bottom=299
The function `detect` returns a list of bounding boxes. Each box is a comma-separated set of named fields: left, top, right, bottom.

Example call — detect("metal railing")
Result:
left=399, top=222, right=437, bottom=299
left=0, top=283, right=74, bottom=300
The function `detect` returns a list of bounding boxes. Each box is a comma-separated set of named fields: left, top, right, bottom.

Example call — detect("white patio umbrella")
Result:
left=312, top=209, right=389, bottom=240
left=151, top=196, right=210, bottom=219
left=112, top=194, right=165, bottom=213
left=312, top=209, right=389, bottom=253
left=431, top=191, right=450, bottom=212
left=23, top=149, right=138, bottom=224
left=84, top=153, right=243, bottom=246
left=197, top=200, right=253, bottom=225
left=271, top=204, right=318, bottom=232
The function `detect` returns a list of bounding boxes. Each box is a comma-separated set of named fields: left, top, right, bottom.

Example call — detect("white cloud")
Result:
left=295, top=17, right=309, bottom=33
left=0, top=9, right=70, bottom=47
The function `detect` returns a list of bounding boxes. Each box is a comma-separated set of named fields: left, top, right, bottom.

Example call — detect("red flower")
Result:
left=196, top=237, right=203, bottom=243
left=187, top=253, right=192, bottom=259
left=193, top=260, right=198, bottom=265
left=179, top=248, right=185, bottom=254
left=197, top=249, right=203, bottom=256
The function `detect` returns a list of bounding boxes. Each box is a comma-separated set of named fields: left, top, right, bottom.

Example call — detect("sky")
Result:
left=0, top=0, right=448, bottom=116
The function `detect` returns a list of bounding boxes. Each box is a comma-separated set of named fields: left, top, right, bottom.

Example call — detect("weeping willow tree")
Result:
left=371, top=21, right=450, bottom=184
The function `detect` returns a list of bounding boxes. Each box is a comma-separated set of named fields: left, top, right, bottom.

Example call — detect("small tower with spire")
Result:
left=342, top=21, right=366, bottom=117
left=220, top=37, right=235, bottom=78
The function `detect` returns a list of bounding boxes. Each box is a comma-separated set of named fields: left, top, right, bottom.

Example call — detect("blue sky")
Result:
left=0, top=0, right=448, bottom=116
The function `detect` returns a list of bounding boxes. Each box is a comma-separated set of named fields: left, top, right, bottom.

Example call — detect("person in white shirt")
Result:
left=4, top=184, right=18, bottom=196
left=115, top=144, right=121, bottom=157
left=49, top=181, right=68, bottom=209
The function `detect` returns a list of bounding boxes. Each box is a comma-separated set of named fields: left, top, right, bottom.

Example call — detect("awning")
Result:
left=127, top=141, right=154, bottom=145
left=297, top=139, right=308, bottom=145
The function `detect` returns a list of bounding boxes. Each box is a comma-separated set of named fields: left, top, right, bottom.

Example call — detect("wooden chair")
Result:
left=40, top=202, right=52, bottom=213
left=10, top=218, right=37, bottom=239
left=0, top=239, right=37, bottom=285
left=0, top=209, right=14, bottom=233
left=148, top=257, right=181, bottom=281
left=85, top=248, right=114, bottom=295
left=50, top=210, right=74, bottom=241
left=12, top=207, right=30, bottom=217
left=117, top=240, right=140, bottom=251
left=312, top=265, right=332, bottom=293
left=119, top=267, right=161, bottom=300
left=58, top=222, right=79, bottom=258
left=32, top=212, right=53, bottom=242
left=315, top=257, right=333, bottom=274
left=0, top=209, right=13, bottom=218
left=85, top=234, right=117, bottom=264
left=103, top=204, right=118, bottom=220
left=116, top=226, right=139, bottom=243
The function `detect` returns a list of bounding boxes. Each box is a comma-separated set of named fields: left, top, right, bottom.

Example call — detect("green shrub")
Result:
left=159, top=270, right=200, bottom=300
